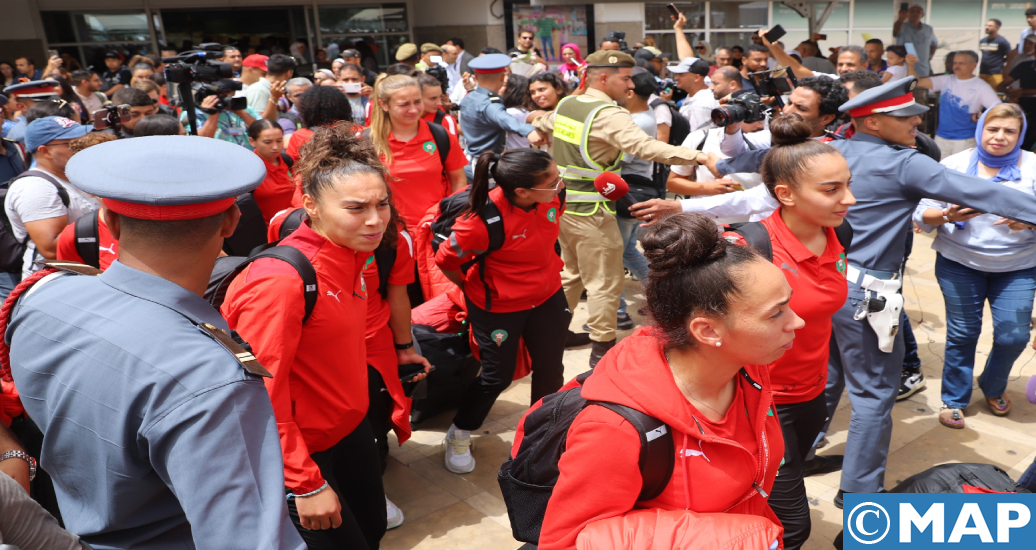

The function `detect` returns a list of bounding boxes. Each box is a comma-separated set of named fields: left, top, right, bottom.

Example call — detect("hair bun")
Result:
left=769, top=113, right=814, bottom=147
left=641, top=213, right=726, bottom=279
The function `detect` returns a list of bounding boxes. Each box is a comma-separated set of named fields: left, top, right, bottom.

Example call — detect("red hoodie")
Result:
left=434, top=186, right=564, bottom=312
left=534, top=327, right=785, bottom=550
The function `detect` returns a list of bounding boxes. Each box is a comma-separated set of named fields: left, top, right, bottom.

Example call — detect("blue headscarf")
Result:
left=966, top=104, right=1027, bottom=182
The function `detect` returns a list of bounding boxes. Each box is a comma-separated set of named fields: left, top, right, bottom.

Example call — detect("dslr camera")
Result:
left=163, top=43, right=233, bottom=87
left=710, top=67, right=798, bottom=127
left=193, top=80, right=246, bottom=112
left=710, top=93, right=770, bottom=127
left=603, top=31, right=629, bottom=52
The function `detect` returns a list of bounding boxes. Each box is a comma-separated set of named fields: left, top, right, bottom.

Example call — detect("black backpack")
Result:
left=725, top=220, right=854, bottom=262
left=0, top=170, right=70, bottom=272
left=276, top=207, right=397, bottom=301
left=498, top=369, right=675, bottom=544
left=220, top=153, right=293, bottom=257
left=206, top=244, right=319, bottom=323
left=649, top=98, right=691, bottom=147
left=429, top=190, right=505, bottom=310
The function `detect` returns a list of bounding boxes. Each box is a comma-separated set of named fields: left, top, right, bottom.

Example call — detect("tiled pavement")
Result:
left=381, top=230, right=1036, bottom=550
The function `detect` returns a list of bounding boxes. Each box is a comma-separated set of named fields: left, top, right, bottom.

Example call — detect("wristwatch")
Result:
left=394, top=341, right=414, bottom=351
left=0, top=450, right=37, bottom=482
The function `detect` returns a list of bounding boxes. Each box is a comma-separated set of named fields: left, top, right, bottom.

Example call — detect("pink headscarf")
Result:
left=559, top=43, right=585, bottom=72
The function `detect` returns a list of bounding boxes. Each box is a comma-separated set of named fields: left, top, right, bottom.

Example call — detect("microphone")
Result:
left=593, top=172, right=638, bottom=210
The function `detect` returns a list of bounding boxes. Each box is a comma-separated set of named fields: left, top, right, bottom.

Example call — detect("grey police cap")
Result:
left=66, top=136, right=265, bottom=218
left=839, top=76, right=928, bottom=118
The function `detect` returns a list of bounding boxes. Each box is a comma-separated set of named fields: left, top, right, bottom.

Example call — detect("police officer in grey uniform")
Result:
left=821, top=77, right=1036, bottom=505
left=459, top=53, right=544, bottom=178
left=3, top=136, right=305, bottom=550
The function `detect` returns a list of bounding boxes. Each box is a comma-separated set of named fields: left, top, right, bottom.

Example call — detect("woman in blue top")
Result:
left=913, top=104, right=1035, bottom=429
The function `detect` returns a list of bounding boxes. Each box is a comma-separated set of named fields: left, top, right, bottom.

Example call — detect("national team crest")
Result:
left=491, top=329, right=509, bottom=346
left=422, top=141, right=436, bottom=154
left=547, top=208, right=557, bottom=222
left=836, top=253, right=847, bottom=277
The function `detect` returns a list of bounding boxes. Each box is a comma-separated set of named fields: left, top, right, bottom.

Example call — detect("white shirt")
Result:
left=245, top=78, right=272, bottom=112
left=719, top=126, right=774, bottom=157
left=681, top=182, right=777, bottom=222
left=5, top=168, right=99, bottom=279
left=673, top=128, right=767, bottom=224
left=75, top=89, right=103, bottom=117
left=679, top=88, right=719, bottom=133
left=927, top=75, right=999, bottom=140
left=884, top=64, right=908, bottom=83
left=649, top=94, right=672, bottom=128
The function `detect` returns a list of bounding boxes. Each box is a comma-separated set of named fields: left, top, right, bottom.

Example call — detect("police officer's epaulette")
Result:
left=489, top=94, right=501, bottom=102
left=198, top=323, right=273, bottom=378
left=44, top=260, right=103, bottom=277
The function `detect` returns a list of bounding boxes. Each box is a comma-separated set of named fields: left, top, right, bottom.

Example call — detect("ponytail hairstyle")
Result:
left=641, top=213, right=761, bottom=351
left=370, top=74, right=421, bottom=166
left=464, top=148, right=554, bottom=216
left=760, top=113, right=841, bottom=200
left=294, top=121, right=398, bottom=249
left=247, top=118, right=282, bottom=140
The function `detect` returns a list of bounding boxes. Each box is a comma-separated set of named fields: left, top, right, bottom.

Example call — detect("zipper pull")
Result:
left=753, top=481, right=769, bottom=498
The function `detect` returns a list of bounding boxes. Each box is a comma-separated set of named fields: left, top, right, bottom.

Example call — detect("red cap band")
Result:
left=473, top=67, right=507, bottom=74
left=102, top=197, right=237, bottom=221
left=848, top=92, right=915, bottom=118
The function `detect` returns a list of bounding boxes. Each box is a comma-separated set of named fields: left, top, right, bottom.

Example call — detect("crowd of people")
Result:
left=2, top=3, right=1036, bottom=550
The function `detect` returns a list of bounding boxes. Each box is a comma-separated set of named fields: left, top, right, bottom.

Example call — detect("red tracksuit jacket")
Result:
left=221, top=221, right=371, bottom=494
left=434, top=186, right=564, bottom=312
left=532, top=327, right=786, bottom=550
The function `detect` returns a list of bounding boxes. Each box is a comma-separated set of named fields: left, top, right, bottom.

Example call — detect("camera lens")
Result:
left=711, top=104, right=747, bottom=127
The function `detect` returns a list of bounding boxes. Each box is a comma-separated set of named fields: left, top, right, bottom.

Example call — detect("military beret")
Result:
left=584, top=50, right=636, bottom=68
left=840, top=76, right=928, bottom=118
left=395, top=43, right=418, bottom=61
left=66, top=136, right=266, bottom=221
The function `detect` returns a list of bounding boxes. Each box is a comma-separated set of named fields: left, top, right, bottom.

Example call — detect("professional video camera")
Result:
left=709, top=66, right=798, bottom=127
left=193, top=80, right=247, bottom=112
left=161, top=43, right=234, bottom=136
left=163, top=43, right=233, bottom=85
left=603, top=31, right=629, bottom=52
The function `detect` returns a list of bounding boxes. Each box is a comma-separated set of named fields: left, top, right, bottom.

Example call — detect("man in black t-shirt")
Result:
left=979, top=19, right=1011, bottom=88
left=100, top=52, right=132, bottom=99
left=998, top=35, right=1036, bottom=149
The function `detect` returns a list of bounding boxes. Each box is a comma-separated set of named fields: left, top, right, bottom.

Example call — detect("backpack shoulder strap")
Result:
left=373, top=241, right=397, bottom=301
left=209, top=245, right=319, bottom=323
left=434, top=109, right=446, bottom=125
left=648, top=98, right=662, bottom=110
left=474, top=199, right=505, bottom=311
left=589, top=401, right=674, bottom=501
left=278, top=208, right=308, bottom=240
left=14, top=170, right=70, bottom=207
left=73, top=210, right=100, bottom=269
left=731, top=221, right=773, bottom=262
left=279, top=151, right=294, bottom=170
left=426, top=120, right=450, bottom=173
left=834, top=220, right=853, bottom=253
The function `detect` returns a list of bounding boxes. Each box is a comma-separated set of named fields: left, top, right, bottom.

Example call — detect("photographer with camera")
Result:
left=181, top=79, right=258, bottom=149
left=248, top=54, right=297, bottom=120
left=110, top=87, right=157, bottom=138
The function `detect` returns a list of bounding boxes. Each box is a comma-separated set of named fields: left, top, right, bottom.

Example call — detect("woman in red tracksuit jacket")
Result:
left=537, top=212, right=804, bottom=550
left=435, top=149, right=570, bottom=476
left=751, top=115, right=855, bottom=549
left=221, top=123, right=389, bottom=550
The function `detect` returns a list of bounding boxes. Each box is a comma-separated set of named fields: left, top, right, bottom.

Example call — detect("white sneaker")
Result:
left=444, top=426, right=475, bottom=474
left=386, top=497, right=404, bottom=530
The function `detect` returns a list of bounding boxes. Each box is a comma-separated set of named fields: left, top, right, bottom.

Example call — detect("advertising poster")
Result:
left=511, top=5, right=589, bottom=63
